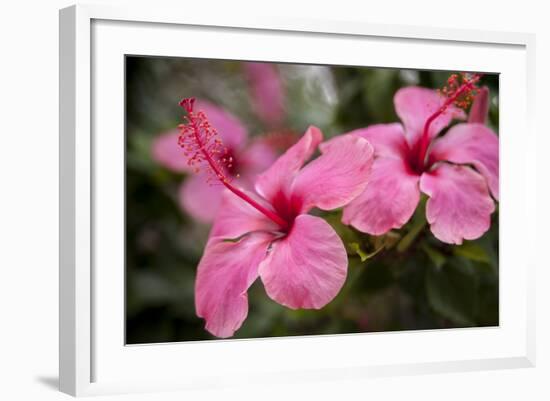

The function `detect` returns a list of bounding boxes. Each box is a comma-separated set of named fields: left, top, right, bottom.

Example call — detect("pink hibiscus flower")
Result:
left=152, top=99, right=277, bottom=223
left=177, top=98, right=374, bottom=338
left=243, top=62, right=285, bottom=127
left=339, top=73, right=499, bottom=244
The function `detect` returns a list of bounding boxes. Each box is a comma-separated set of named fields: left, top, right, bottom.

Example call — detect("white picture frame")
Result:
left=59, top=3, right=536, bottom=397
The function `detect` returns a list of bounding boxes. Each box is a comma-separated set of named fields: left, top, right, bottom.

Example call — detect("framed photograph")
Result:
left=59, top=4, right=536, bottom=397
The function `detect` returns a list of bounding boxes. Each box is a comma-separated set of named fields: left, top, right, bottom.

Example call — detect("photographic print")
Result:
left=125, top=56, right=499, bottom=343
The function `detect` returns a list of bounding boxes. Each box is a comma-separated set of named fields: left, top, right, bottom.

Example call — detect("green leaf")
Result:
left=363, top=69, right=400, bottom=122
left=425, top=258, right=479, bottom=326
left=397, top=196, right=427, bottom=252
left=422, top=244, right=446, bottom=269
left=358, top=260, right=395, bottom=294
left=453, top=241, right=491, bottom=264
left=324, top=210, right=359, bottom=246
left=397, top=220, right=426, bottom=252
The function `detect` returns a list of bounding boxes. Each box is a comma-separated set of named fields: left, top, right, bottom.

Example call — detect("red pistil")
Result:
left=178, top=98, right=288, bottom=229
left=416, top=73, right=482, bottom=169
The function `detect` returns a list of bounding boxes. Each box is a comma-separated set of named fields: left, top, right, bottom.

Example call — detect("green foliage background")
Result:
left=125, top=56, right=499, bottom=343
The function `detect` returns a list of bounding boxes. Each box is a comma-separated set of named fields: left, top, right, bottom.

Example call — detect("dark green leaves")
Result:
left=425, top=258, right=479, bottom=326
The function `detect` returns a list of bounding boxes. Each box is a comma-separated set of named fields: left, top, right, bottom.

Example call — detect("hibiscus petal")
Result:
left=429, top=123, right=499, bottom=199
left=259, top=214, right=347, bottom=309
left=194, top=99, right=248, bottom=150
left=342, top=157, right=421, bottom=235
left=255, top=126, right=322, bottom=202
left=210, top=188, right=279, bottom=239
left=195, top=233, right=272, bottom=338
left=290, top=135, right=374, bottom=212
left=178, top=175, right=224, bottom=223
left=468, top=86, right=490, bottom=124
left=420, top=164, right=495, bottom=245
left=151, top=129, right=191, bottom=172
left=239, top=140, right=278, bottom=176
left=243, top=62, right=285, bottom=127
left=345, top=123, right=409, bottom=159
left=394, top=86, right=465, bottom=147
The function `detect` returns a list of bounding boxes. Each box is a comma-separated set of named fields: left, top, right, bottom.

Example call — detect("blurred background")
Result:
left=125, top=56, right=499, bottom=344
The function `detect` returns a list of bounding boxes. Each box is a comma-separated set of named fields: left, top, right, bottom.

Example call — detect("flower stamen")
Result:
left=178, top=98, right=288, bottom=229
left=416, top=73, right=482, bottom=169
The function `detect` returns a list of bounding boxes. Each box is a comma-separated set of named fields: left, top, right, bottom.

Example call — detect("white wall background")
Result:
left=0, top=0, right=547, bottom=399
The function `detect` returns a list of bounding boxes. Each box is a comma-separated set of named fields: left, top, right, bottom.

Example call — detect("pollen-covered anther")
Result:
left=439, top=72, right=481, bottom=111
left=177, top=97, right=235, bottom=185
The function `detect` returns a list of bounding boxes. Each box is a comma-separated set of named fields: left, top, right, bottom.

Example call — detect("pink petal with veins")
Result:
left=343, top=157, right=421, bottom=235
left=259, top=215, right=347, bottom=309
left=420, top=163, right=495, bottom=244
left=255, top=126, right=322, bottom=203
left=291, top=135, right=374, bottom=212
left=430, top=123, right=499, bottom=199
left=210, top=188, right=279, bottom=239
left=347, top=123, right=409, bottom=160
left=195, top=233, right=272, bottom=338
left=468, top=86, right=490, bottom=124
